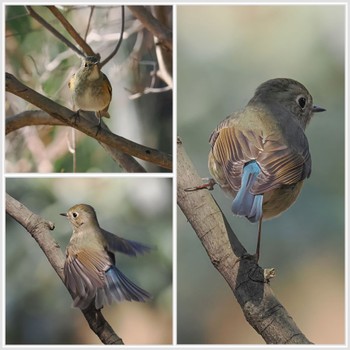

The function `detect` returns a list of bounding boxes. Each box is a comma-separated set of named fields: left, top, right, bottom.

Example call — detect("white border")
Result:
left=2, top=2, right=348, bottom=350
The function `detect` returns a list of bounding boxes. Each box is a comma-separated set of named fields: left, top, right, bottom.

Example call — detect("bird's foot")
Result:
left=71, top=110, right=81, bottom=125
left=184, top=178, right=217, bottom=192
left=94, top=118, right=102, bottom=136
left=263, top=268, right=276, bottom=282
left=238, top=253, right=276, bottom=283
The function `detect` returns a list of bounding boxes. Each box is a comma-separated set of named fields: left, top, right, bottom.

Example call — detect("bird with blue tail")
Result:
left=199, top=78, right=325, bottom=261
left=60, top=204, right=152, bottom=310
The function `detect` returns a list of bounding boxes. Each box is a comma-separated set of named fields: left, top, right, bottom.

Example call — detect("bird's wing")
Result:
left=210, top=120, right=311, bottom=195
left=64, top=246, right=110, bottom=295
left=101, top=229, right=153, bottom=256
left=209, top=119, right=263, bottom=192
left=101, top=73, right=112, bottom=114
left=255, top=136, right=311, bottom=193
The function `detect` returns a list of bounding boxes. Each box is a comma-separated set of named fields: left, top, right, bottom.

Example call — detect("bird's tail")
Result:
left=95, top=266, right=151, bottom=309
left=231, top=161, right=263, bottom=223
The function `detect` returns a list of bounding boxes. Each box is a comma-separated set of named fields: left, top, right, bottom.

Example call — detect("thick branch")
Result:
left=177, top=138, right=312, bottom=344
left=127, top=6, right=172, bottom=51
left=6, top=110, right=64, bottom=133
left=5, top=194, right=124, bottom=345
left=6, top=110, right=146, bottom=172
left=5, top=72, right=172, bottom=170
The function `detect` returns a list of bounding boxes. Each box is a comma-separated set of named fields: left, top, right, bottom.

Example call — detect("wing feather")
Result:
left=101, top=229, right=152, bottom=256
left=210, top=119, right=311, bottom=195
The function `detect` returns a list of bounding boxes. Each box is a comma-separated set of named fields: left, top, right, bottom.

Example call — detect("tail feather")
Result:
left=231, top=161, right=263, bottom=223
left=95, top=266, right=151, bottom=309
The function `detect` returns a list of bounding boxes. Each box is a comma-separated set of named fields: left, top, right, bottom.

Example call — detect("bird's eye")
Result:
left=72, top=212, right=78, bottom=218
left=84, top=63, right=88, bottom=68
left=297, top=96, right=307, bottom=109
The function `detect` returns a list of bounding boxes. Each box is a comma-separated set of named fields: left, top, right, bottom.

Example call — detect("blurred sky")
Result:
left=177, top=5, right=345, bottom=344
left=6, top=178, right=172, bottom=345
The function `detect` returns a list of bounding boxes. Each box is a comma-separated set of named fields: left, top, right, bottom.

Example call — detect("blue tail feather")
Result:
left=95, top=266, right=151, bottom=308
left=231, top=161, right=263, bottom=223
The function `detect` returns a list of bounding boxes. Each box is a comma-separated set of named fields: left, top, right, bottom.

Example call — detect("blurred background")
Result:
left=5, top=5, right=172, bottom=172
left=177, top=5, right=345, bottom=344
left=6, top=178, right=172, bottom=344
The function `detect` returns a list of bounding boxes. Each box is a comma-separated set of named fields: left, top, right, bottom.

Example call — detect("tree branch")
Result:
left=6, top=110, right=64, bottom=133
left=177, top=138, right=312, bottom=344
left=100, top=6, right=125, bottom=67
left=6, top=110, right=146, bottom=172
left=46, top=6, right=95, bottom=57
left=5, top=193, right=124, bottom=344
left=26, top=6, right=85, bottom=58
left=5, top=72, right=172, bottom=171
left=127, top=6, right=172, bottom=52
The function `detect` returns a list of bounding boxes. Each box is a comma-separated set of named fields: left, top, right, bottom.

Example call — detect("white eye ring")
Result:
left=296, top=95, right=307, bottom=109
left=72, top=212, right=79, bottom=218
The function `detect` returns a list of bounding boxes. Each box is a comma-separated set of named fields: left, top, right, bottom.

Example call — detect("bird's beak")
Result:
left=313, top=105, right=326, bottom=113
left=60, top=213, right=67, bottom=217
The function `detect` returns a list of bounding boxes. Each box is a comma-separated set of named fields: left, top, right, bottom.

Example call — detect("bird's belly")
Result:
left=262, top=181, right=304, bottom=220
left=74, top=86, right=109, bottom=112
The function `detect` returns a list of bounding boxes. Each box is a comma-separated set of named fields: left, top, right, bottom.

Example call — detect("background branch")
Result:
left=127, top=6, right=172, bottom=51
left=6, top=110, right=146, bottom=172
left=6, top=110, right=64, bottom=132
left=5, top=193, right=124, bottom=345
left=6, top=72, right=172, bottom=171
left=177, top=138, right=312, bottom=344
left=26, top=6, right=85, bottom=57
left=47, top=6, right=95, bottom=56
left=100, top=6, right=125, bottom=67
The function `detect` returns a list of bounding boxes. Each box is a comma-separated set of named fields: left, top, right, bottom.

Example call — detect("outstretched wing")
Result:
left=64, top=246, right=110, bottom=309
left=101, top=229, right=153, bottom=256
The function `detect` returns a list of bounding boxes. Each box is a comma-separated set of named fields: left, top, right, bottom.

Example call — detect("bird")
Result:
left=60, top=203, right=151, bottom=310
left=208, top=78, right=326, bottom=261
left=68, top=55, right=112, bottom=131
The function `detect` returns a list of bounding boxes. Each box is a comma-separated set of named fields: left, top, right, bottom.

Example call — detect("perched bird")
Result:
left=208, top=78, right=326, bottom=260
left=60, top=204, right=151, bottom=310
left=68, top=55, right=112, bottom=130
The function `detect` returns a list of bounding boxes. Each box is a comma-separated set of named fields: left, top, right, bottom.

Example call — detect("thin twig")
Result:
left=127, top=6, right=172, bottom=51
left=26, top=6, right=84, bottom=57
left=100, top=5, right=125, bottom=67
left=47, top=6, right=95, bottom=56
left=84, top=6, right=95, bottom=41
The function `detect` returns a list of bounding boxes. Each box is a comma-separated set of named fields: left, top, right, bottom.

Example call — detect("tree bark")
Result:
left=177, top=138, right=312, bottom=344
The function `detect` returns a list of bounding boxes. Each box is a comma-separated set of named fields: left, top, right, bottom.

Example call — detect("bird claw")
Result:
left=71, top=110, right=81, bottom=125
left=263, top=268, right=276, bottom=282
left=94, top=125, right=101, bottom=136
left=239, top=253, right=276, bottom=283
left=184, top=178, right=217, bottom=192
left=94, top=117, right=102, bottom=136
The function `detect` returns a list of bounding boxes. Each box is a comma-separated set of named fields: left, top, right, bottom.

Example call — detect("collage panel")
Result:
left=2, top=2, right=348, bottom=349
left=5, top=5, right=172, bottom=173
left=177, top=4, right=345, bottom=345
left=5, top=177, right=172, bottom=345
left=4, top=4, right=174, bottom=347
